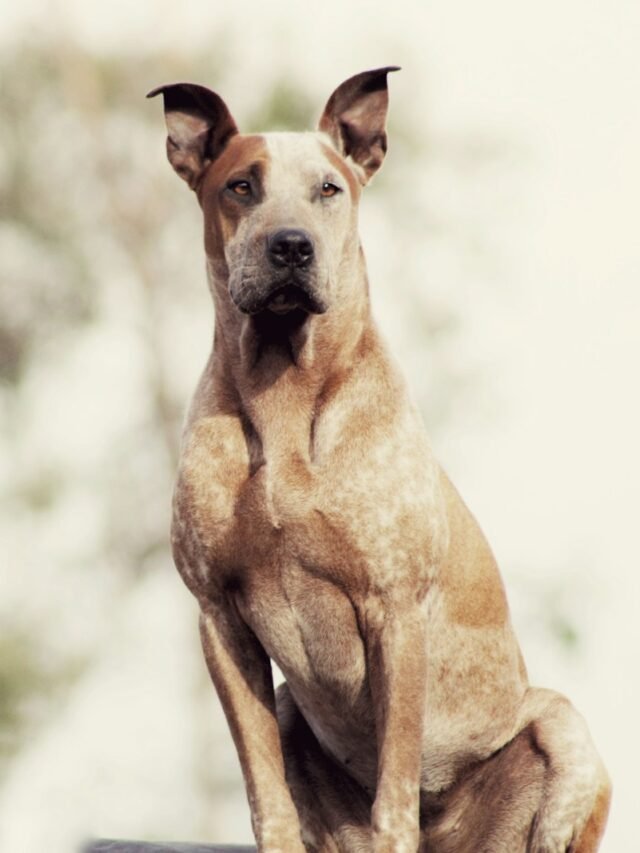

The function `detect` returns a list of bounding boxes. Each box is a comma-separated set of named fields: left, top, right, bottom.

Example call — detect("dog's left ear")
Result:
left=147, top=83, right=238, bottom=190
left=318, top=66, right=400, bottom=185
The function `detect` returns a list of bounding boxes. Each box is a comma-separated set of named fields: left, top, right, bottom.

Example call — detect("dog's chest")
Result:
left=176, top=409, right=445, bottom=599
left=242, top=450, right=441, bottom=591
left=236, top=563, right=367, bottom=694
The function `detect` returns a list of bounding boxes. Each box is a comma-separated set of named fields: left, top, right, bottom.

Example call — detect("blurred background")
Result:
left=0, top=1, right=638, bottom=850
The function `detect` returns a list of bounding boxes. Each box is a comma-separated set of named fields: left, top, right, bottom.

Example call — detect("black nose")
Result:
left=267, top=229, right=315, bottom=269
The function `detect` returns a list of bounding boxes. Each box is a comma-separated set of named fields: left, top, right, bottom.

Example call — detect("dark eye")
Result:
left=228, top=180, right=251, bottom=197
left=321, top=182, right=341, bottom=198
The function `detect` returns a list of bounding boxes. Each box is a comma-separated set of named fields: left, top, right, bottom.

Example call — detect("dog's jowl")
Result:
left=149, top=69, right=610, bottom=852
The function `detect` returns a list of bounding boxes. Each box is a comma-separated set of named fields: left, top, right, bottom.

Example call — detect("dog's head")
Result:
left=148, top=69, right=398, bottom=319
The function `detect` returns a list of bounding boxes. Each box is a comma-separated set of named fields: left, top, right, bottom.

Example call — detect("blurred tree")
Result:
left=246, top=79, right=315, bottom=132
left=0, top=38, right=224, bottom=776
left=0, top=627, right=48, bottom=764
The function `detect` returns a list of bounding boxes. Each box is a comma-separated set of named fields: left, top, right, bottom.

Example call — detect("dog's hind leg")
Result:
left=420, top=689, right=609, bottom=853
left=520, top=688, right=611, bottom=852
left=420, top=722, right=547, bottom=853
left=276, top=683, right=373, bottom=853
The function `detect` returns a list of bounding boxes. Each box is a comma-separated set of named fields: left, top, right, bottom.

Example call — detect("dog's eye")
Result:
left=228, top=180, right=251, bottom=197
left=321, top=182, right=341, bottom=198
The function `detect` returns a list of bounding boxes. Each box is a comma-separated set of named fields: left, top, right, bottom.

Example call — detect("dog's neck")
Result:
left=206, top=255, right=376, bottom=467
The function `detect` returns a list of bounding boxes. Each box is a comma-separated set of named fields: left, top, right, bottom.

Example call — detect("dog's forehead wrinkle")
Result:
left=264, top=132, right=340, bottom=182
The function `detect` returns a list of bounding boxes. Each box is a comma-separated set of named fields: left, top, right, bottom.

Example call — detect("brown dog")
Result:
left=149, top=68, right=610, bottom=852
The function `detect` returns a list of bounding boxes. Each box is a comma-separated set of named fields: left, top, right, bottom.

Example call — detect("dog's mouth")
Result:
left=233, top=277, right=328, bottom=317
left=265, top=283, right=327, bottom=316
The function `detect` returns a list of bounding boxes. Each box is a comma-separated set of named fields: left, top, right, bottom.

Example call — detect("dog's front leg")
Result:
left=199, top=602, right=305, bottom=853
left=361, top=595, right=428, bottom=853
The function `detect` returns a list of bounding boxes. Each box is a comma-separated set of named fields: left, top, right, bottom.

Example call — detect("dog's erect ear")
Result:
left=147, top=83, right=238, bottom=190
left=318, top=67, right=399, bottom=185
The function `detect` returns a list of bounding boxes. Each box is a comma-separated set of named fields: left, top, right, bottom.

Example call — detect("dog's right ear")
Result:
left=147, top=83, right=238, bottom=190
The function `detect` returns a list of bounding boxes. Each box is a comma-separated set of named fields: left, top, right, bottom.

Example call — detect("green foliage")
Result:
left=0, top=43, right=93, bottom=384
left=247, top=79, right=316, bottom=132
left=544, top=586, right=581, bottom=651
left=0, top=630, right=38, bottom=764
left=0, top=626, right=80, bottom=773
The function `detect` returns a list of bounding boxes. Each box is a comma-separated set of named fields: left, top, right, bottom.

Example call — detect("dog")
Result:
left=148, top=68, right=611, bottom=852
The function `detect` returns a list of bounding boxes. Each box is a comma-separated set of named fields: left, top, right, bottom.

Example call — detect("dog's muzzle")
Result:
left=267, top=228, right=315, bottom=270
left=230, top=229, right=329, bottom=316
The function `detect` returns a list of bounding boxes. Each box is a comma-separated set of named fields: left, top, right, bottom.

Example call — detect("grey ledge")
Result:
left=84, top=841, right=256, bottom=853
